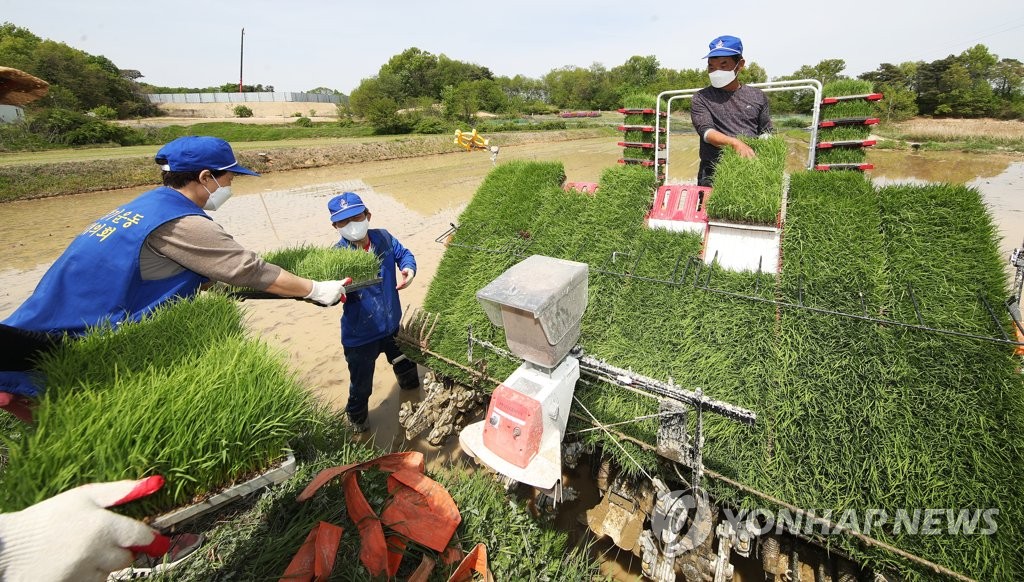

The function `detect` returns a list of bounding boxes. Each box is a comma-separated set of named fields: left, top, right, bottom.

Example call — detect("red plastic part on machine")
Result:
left=816, top=139, right=877, bottom=149
left=563, top=181, right=599, bottom=194
left=482, top=383, right=544, bottom=469
left=647, top=184, right=712, bottom=224
left=821, top=93, right=883, bottom=104
left=617, top=108, right=667, bottom=116
left=814, top=163, right=874, bottom=171
left=818, top=117, right=880, bottom=128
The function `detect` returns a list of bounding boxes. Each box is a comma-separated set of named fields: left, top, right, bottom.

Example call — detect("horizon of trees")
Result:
left=2, top=21, right=1022, bottom=135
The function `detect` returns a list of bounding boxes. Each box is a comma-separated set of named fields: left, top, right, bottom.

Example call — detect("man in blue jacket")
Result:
left=328, top=192, right=419, bottom=432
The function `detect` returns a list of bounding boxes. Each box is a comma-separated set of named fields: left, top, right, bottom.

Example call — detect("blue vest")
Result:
left=3, top=187, right=210, bottom=336
left=336, top=229, right=416, bottom=347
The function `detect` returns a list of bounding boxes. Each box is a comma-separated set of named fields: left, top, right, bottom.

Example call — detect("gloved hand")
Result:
left=305, top=277, right=352, bottom=306
left=0, top=476, right=169, bottom=582
left=397, top=268, right=415, bottom=291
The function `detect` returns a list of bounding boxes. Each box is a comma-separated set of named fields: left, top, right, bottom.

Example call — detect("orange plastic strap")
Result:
left=343, top=472, right=389, bottom=576
left=383, top=469, right=462, bottom=553
left=294, top=452, right=462, bottom=578
left=279, top=521, right=344, bottom=582
left=447, top=543, right=493, bottom=582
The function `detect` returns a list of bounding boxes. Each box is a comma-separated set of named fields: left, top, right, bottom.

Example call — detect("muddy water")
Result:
left=2, top=139, right=1022, bottom=580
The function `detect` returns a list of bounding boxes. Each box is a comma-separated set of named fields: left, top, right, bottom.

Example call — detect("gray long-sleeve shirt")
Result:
left=690, top=84, right=773, bottom=164
left=139, top=216, right=282, bottom=289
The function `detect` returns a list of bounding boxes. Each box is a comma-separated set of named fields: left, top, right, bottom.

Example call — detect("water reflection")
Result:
left=870, top=149, right=1016, bottom=184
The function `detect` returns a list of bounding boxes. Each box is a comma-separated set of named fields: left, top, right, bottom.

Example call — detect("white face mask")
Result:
left=202, top=175, right=232, bottom=211
left=338, top=219, right=369, bottom=241
left=709, top=65, right=738, bottom=89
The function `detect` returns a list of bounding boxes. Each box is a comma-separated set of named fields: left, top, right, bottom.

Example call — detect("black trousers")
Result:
left=0, top=324, right=62, bottom=371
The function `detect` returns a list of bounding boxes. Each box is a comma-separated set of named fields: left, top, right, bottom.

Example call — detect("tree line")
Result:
left=2, top=20, right=1021, bottom=138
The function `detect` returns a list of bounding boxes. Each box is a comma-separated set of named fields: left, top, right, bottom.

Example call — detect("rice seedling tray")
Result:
left=821, top=93, right=883, bottom=104
left=616, top=108, right=667, bottom=116
left=151, top=452, right=297, bottom=529
left=818, top=117, right=880, bottom=127
left=814, top=163, right=874, bottom=171
left=616, top=124, right=665, bottom=132
left=227, top=277, right=383, bottom=301
left=816, top=139, right=876, bottom=149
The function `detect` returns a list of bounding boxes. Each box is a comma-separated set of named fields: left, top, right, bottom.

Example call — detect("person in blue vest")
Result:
left=0, top=136, right=350, bottom=406
left=328, top=192, right=419, bottom=433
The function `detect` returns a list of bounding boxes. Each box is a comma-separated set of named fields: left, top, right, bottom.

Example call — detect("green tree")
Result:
left=544, top=66, right=601, bottom=109
left=610, top=55, right=660, bottom=91
left=873, top=83, right=918, bottom=122
left=769, top=59, right=848, bottom=114
left=991, top=58, right=1024, bottom=99
left=441, top=84, right=477, bottom=122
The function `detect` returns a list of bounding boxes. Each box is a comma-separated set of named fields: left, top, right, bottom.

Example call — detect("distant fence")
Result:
left=146, top=92, right=341, bottom=104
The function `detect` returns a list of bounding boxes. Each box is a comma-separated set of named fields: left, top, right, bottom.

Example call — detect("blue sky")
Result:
left=4, top=0, right=1023, bottom=93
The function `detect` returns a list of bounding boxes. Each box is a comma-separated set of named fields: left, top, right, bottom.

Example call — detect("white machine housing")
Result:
left=459, top=255, right=589, bottom=490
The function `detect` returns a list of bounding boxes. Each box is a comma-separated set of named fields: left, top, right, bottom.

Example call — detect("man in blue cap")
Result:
left=327, top=191, right=418, bottom=433
left=690, top=34, right=774, bottom=187
left=1, top=136, right=351, bottom=403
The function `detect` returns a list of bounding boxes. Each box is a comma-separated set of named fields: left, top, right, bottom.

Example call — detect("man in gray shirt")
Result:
left=690, top=35, right=773, bottom=187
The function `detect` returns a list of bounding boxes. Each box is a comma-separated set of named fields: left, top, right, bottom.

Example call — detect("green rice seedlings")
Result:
left=817, top=125, right=874, bottom=142
left=815, top=146, right=869, bottom=165
left=30, top=293, right=246, bottom=394
left=409, top=158, right=1024, bottom=579
left=705, top=135, right=787, bottom=224
left=0, top=294, right=316, bottom=518
left=823, top=79, right=875, bottom=99
left=262, top=244, right=382, bottom=283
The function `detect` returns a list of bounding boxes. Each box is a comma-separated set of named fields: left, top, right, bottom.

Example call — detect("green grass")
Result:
left=153, top=121, right=376, bottom=143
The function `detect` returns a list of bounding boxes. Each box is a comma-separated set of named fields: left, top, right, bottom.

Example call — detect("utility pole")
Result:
left=238, top=27, right=245, bottom=93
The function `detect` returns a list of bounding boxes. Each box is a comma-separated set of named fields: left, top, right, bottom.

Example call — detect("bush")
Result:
left=412, top=117, right=447, bottom=134
left=89, top=105, right=118, bottom=120
left=233, top=105, right=254, bottom=118
left=293, top=116, right=313, bottom=127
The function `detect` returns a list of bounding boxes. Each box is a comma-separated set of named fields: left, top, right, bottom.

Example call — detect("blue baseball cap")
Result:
left=704, top=35, right=743, bottom=58
left=155, top=136, right=259, bottom=176
left=328, top=192, right=367, bottom=222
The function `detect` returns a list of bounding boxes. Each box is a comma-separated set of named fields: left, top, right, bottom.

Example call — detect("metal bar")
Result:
left=629, top=247, right=645, bottom=275
left=704, top=253, right=716, bottom=288
left=576, top=352, right=756, bottom=425
left=979, top=292, right=1010, bottom=341
left=671, top=250, right=688, bottom=284
left=907, top=284, right=925, bottom=326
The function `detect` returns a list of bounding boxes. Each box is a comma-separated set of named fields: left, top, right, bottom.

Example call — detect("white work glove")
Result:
left=0, top=477, right=168, bottom=582
left=304, top=277, right=352, bottom=306
left=397, top=268, right=415, bottom=290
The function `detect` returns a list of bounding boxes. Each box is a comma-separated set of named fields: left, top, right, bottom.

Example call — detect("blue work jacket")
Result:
left=335, top=228, right=416, bottom=347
